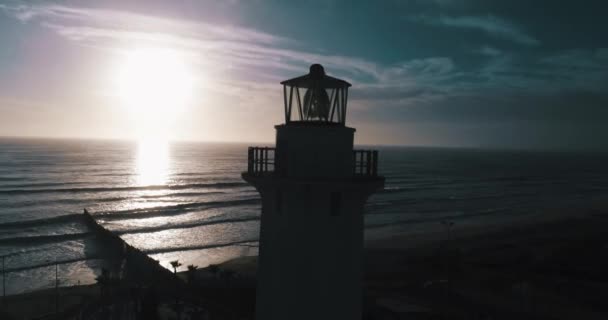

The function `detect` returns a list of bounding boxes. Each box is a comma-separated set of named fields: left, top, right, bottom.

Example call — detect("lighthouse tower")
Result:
left=242, top=64, right=384, bottom=320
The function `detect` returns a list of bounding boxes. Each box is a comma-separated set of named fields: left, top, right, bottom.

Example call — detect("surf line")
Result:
left=82, top=209, right=186, bottom=293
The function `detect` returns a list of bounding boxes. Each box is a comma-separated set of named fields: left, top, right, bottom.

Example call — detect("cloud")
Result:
left=1, top=4, right=364, bottom=72
left=350, top=57, right=458, bottom=108
left=3, top=2, right=608, bottom=148
left=472, top=48, right=608, bottom=93
left=476, top=46, right=502, bottom=56
left=11, top=4, right=598, bottom=105
left=411, top=14, right=540, bottom=46
left=3, top=3, right=602, bottom=100
left=2, top=4, right=287, bottom=45
left=0, top=3, right=441, bottom=98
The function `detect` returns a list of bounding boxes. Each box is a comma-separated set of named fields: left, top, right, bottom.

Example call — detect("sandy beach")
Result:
left=2, top=196, right=607, bottom=319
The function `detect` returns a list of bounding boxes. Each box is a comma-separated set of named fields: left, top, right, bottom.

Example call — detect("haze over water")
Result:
left=1, top=137, right=608, bottom=294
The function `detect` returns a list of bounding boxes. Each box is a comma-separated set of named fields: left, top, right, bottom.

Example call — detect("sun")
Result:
left=114, top=47, right=194, bottom=140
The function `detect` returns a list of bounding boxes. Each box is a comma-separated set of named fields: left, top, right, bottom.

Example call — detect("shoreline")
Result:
left=2, top=199, right=607, bottom=319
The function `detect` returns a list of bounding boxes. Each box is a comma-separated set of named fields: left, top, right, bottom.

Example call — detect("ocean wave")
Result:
left=380, top=185, right=441, bottom=194
left=0, top=181, right=84, bottom=189
left=143, top=239, right=259, bottom=255
left=0, top=213, right=84, bottom=229
left=365, top=208, right=508, bottom=229
left=0, top=197, right=260, bottom=230
left=366, top=198, right=420, bottom=208
left=485, top=175, right=532, bottom=182
left=0, top=176, right=29, bottom=182
left=91, top=173, right=132, bottom=177
left=369, top=191, right=520, bottom=210
left=3, top=239, right=259, bottom=273
left=97, top=198, right=261, bottom=220
left=4, top=256, right=97, bottom=273
left=0, top=182, right=249, bottom=195
left=173, top=172, right=234, bottom=177
left=114, top=215, right=260, bottom=235
left=139, top=191, right=227, bottom=198
left=6, top=190, right=228, bottom=208
left=0, top=232, right=92, bottom=246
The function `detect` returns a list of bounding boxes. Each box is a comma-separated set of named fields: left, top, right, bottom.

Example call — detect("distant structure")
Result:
left=242, top=64, right=384, bottom=320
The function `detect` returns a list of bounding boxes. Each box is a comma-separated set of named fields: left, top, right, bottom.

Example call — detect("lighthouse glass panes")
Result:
left=283, top=85, right=348, bottom=124
left=280, top=64, right=351, bottom=125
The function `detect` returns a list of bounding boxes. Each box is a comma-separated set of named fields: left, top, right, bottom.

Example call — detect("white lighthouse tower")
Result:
left=242, top=64, right=384, bottom=320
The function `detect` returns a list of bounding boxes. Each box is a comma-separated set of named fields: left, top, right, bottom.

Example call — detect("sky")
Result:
left=0, top=0, right=607, bottom=149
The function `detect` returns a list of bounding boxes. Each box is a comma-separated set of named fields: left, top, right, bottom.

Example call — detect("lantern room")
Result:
left=281, top=64, right=351, bottom=125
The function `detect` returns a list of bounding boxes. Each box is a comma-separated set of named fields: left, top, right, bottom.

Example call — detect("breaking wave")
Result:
left=0, top=182, right=249, bottom=195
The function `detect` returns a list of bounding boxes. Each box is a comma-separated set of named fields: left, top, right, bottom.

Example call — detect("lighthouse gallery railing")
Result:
left=352, top=149, right=379, bottom=177
left=247, top=147, right=378, bottom=177
left=248, top=147, right=275, bottom=175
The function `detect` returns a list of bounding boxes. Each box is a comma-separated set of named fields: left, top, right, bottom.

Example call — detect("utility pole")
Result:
left=441, top=220, right=454, bottom=243
left=2, top=255, right=5, bottom=304
left=55, top=261, right=59, bottom=315
left=441, top=220, right=455, bottom=315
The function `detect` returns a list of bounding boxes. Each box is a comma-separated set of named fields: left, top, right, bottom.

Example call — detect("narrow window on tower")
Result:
left=275, top=190, right=283, bottom=215
left=330, top=192, right=341, bottom=216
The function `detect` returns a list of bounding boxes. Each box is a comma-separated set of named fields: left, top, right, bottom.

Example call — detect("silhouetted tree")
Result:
left=187, top=264, right=198, bottom=284
left=208, top=264, right=220, bottom=277
left=170, top=260, right=182, bottom=274
left=219, top=269, right=236, bottom=286
left=95, top=267, right=110, bottom=301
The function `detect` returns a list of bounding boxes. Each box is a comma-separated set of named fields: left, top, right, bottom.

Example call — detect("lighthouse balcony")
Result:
left=352, top=149, right=379, bottom=177
left=247, top=146, right=276, bottom=176
left=246, top=146, right=380, bottom=178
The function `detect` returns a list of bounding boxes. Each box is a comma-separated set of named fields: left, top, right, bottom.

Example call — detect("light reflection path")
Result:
left=136, top=139, right=169, bottom=186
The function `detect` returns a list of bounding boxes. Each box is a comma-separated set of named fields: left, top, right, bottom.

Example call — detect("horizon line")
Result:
left=1, top=134, right=607, bottom=153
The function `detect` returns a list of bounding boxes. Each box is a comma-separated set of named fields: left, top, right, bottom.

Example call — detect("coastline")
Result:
left=2, top=198, right=607, bottom=319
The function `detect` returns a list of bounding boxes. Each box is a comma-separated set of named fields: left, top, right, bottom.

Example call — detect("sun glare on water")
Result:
left=114, top=47, right=195, bottom=185
left=136, top=138, right=169, bottom=186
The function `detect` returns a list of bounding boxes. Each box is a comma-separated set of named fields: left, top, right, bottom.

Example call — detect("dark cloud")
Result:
left=408, top=14, right=539, bottom=46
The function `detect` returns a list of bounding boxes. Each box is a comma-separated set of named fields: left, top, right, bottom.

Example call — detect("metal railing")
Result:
left=353, top=150, right=379, bottom=177
left=246, top=147, right=379, bottom=177
left=247, top=147, right=275, bottom=175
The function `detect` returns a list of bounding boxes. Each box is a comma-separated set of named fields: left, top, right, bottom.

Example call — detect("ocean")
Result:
left=1, top=137, right=607, bottom=295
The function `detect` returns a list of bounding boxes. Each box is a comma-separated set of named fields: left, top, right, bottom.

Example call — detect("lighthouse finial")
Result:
left=309, top=64, right=325, bottom=79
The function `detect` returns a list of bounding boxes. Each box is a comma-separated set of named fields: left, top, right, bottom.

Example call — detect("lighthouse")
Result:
left=242, top=64, right=384, bottom=320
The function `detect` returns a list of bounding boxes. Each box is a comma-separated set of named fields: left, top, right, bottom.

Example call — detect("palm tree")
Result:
left=208, top=264, right=220, bottom=277
left=187, top=265, right=198, bottom=284
left=219, top=269, right=236, bottom=287
left=170, top=260, right=182, bottom=274
left=95, top=267, right=110, bottom=301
